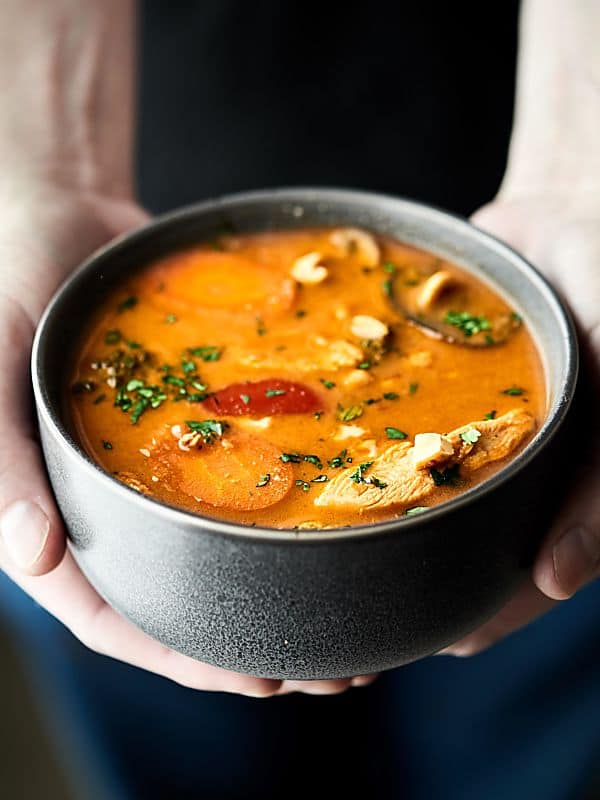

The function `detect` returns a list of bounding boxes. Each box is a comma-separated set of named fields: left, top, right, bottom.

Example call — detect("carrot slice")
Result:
left=154, top=430, right=293, bottom=511
left=145, top=250, right=295, bottom=314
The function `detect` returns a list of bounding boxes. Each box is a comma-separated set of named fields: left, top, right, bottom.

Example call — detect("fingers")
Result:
left=533, top=458, right=600, bottom=600
left=1, top=548, right=283, bottom=697
left=438, top=581, right=556, bottom=657
left=0, top=301, right=66, bottom=574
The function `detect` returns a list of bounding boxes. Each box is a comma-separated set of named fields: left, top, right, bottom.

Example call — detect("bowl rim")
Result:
left=31, top=186, right=579, bottom=544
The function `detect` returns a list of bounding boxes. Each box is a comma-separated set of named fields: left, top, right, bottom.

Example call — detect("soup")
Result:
left=68, top=227, right=545, bottom=529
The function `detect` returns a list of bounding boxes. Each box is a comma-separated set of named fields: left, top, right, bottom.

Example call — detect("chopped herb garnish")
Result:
left=104, top=329, right=122, bottom=345
left=165, top=313, right=178, bottom=324
left=72, top=380, right=95, bottom=394
left=304, top=454, right=323, bottom=469
left=128, top=340, right=142, bottom=349
left=337, top=403, right=364, bottom=422
left=511, top=312, right=523, bottom=325
left=256, top=316, right=266, bottom=336
left=460, top=428, right=481, bottom=445
left=126, top=379, right=145, bottom=392
left=311, top=474, right=328, bottom=483
left=162, top=374, right=186, bottom=387
left=382, top=262, right=396, bottom=274
left=185, top=419, right=229, bottom=443
left=102, top=440, right=113, bottom=450
left=386, top=426, right=408, bottom=440
left=320, top=379, right=336, bottom=390
left=484, top=410, right=497, bottom=420
left=256, top=473, right=271, bottom=488
left=265, top=388, right=286, bottom=397
left=295, top=309, right=307, bottom=318
left=328, top=449, right=347, bottom=469
left=430, top=464, right=461, bottom=486
left=383, top=392, right=400, bottom=401
left=405, top=506, right=428, bottom=516
left=187, top=345, right=221, bottom=362
left=314, top=410, right=323, bottom=420
left=240, top=394, right=251, bottom=405
left=349, top=461, right=387, bottom=488
left=409, top=382, right=419, bottom=395
left=382, top=278, right=393, bottom=297
left=117, top=296, right=138, bottom=312
left=357, top=361, right=372, bottom=370
left=502, top=385, right=525, bottom=396
left=93, top=393, right=106, bottom=405
left=280, top=453, right=302, bottom=464
left=365, top=397, right=381, bottom=405
left=444, top=310, right=491, bottom=337
left=295, top=479, right=311, bottom=492
left=181, top=359, right=196, bottom=374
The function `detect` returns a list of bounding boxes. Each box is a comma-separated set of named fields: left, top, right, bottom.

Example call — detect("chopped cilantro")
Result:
left=382, top=278, right=393, bottom=297
left=502, top=385, right=525, bottom=396
left=295, top=480, right=311, bottom=492
left=117, top=296, right=138, bottom=312
left=295, top=309, right=307, bottom=318
left=383, top=392, right=400, bottom=401
left=162, top=375, right=186, bottom=387
left=181, top=359, right=197, bottom=374
left=409, top=382, right=419, bottom=395
left=93, top=393, right=106, bottom=405
left=484, top=410, right=497, bottom=420
left=313, top=410, right=323, bottom=420
left=444, top=310, right=491, bottom=337
left=256, top=474, right=271, bottom=488
left=102, top=440, right=113, bottom=450
left=265, top=388, right=286, bottom=397
left=386, top=426, right=408, bottom=440
left=357, top=361, right=372, bottom=370
left=511, top=312, right=523, bottom=325
left=349, top=461, right=387, bottom=488
left=382, top=262, right=396, bottom=274
left=165, top=313, right=178, bottom=324
left=187, top=346, right=221, bottom=362
left=304, top=454, right=323, bottom=469
left=240, top=394, right=251, bottom=405
left=256, top=316, right=266, bottom=336
left=337, top=403, right=364, bottom=422
left=328, top=449, right=347, bottom=469
left=185, top=419, right=229, bottom=443
left=280, top=453, right=302, bottom=464
left=460, top=428, right=481, bottom=445
left=430, top=465, right=461, bottom=486
left=104, top=329, right=121, bottom=345
left=320, top=379, right=336, bottom=390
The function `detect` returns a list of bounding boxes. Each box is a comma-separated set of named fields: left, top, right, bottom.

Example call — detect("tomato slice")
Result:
left=203, top=379, right=322, bottom=416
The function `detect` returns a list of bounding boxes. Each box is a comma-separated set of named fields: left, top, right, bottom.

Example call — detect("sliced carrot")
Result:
left=153, top=429, right=293, bottom=511
left=145, top=250, right=295, bottom=314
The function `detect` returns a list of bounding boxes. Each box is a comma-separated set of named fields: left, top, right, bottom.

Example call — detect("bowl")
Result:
left=31, top=188, right=578, bottom=680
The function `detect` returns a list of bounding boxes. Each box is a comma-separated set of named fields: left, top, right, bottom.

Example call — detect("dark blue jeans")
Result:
left=1, top=574, right=598, bottom=800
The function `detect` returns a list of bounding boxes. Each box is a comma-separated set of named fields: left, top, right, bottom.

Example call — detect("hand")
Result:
left=0, top=182, right=373, bottom=697
left=441, top=191, right=600, bottom=655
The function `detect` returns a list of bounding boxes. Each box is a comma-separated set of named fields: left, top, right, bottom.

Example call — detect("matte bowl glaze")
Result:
left=32, top=188, right=577, bottom=679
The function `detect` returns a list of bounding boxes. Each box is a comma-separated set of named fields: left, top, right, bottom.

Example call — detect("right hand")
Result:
left=0, top=180, right=371, bottom=697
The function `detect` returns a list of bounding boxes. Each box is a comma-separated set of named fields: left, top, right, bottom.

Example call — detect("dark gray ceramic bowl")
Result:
left=31, top=188, right=578, bottom=680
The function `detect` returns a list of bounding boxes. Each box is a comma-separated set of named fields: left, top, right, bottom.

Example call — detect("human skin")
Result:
left=0, top=0, right=597, bottom=693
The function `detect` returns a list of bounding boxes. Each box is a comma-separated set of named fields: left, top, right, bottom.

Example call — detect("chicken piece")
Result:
left=314, top=409, right=535, bottom=511
left=445, top=408, right=536, bottom=471
left=412, top=433, right=454, bottom=469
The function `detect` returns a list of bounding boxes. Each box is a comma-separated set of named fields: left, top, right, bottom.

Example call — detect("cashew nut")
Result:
left=330, top=228, right=380, bottom=267
left=291, top=251, right=328, bottom=284
left=350, top=314, right=389, bottom=341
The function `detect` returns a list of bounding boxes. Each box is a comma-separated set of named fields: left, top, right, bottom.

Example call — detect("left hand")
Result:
left=441, top=190, right=600, bottom=656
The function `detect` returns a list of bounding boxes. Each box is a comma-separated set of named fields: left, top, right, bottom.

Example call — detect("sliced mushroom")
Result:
left=387, top=269, right=520, bottom=347
left=330, top=228, right=380, bottom=267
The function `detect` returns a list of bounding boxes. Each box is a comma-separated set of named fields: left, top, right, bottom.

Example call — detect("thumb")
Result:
left=0, top=301, right=66, bottom=575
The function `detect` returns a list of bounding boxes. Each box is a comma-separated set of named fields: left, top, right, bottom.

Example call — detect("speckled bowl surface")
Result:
left=31, top=188, right=578, bottom=679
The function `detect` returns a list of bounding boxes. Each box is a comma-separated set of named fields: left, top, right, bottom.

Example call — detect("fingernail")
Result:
left=0, top=501, right=49, bottom=569
left=553, top=525, right=600, bottom=596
